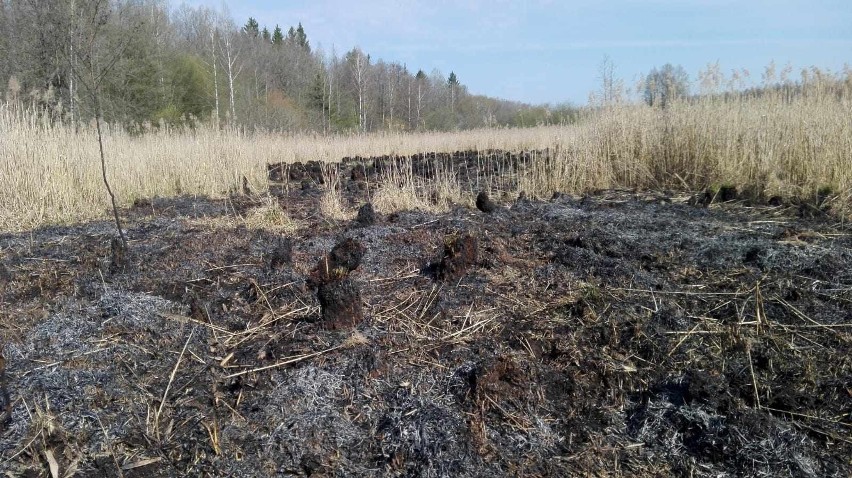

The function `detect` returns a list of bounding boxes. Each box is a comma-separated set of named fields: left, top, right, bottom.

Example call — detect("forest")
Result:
left=0, top=0, right=579, bottom=132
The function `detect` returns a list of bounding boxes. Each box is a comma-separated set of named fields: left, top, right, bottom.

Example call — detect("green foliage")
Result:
left=163, top=54, right=213, bottom=123
left=448, top=72, right=459, bottom=87
left=295, top=23, right=310, bottom=51
left=330, top=95, right=359, bottom=130
left=308, top=72, right=327, bottom=112
left=153, top=103, right=182, bottom=125
left=101, top=32, right=161, bottom=125
left=510, top=104, right=578, bottom=127
left=423, top=108, right=454, bottom=131
left=0, top=4, right=579, bottom=133
left=243, top=18, right=259, bottom=38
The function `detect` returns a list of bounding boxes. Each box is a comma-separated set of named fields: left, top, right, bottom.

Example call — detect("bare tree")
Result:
left=596, top=55, right=624, bottom=106
left=347, top=48, right=369, bottom=131
left=220, top=27, right=242, bottom=123
left=66, top=0, right=142, bottom=247
left=67, top=0, right=79, bottom=127
left=406, top=65, right=412, bottom=129
left=414, top=69, right=427, bottom=129
left=643, top=63, right=690, bottom=108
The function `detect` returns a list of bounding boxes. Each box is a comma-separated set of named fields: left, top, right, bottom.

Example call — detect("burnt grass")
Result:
left=1, top=151, right=851, bottom=477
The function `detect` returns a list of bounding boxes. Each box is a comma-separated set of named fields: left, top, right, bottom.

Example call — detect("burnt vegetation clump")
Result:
left=475, top=191, right=498, bottom=213
left=355, top=202, right=378, bottom=227
left=436, top=234, right=479, bottom=281
left=316, top=274, right=364, bottom=330
left=309, top=238, right=367, bottom=330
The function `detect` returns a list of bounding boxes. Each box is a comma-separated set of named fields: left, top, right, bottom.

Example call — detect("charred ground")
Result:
left=0, top=152, right=850, bottom=477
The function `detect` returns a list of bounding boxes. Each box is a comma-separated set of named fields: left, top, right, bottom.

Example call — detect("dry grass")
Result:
left=1, top=73, right=850, bottom=231
left=185, top=195, right=301, bottom=233
left=242, top=196, right=301, bottom=233
left=370, top=157, right=468, bottom=214
left=318, top=164, right=354, bottom=221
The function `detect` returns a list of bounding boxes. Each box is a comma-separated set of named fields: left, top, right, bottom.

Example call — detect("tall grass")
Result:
left=1, top=75, right=850, bottom=232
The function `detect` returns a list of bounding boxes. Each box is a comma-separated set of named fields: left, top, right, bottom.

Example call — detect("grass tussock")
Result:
left=242, top=196, right=301, bottom=233
left=185, top=196, right=300, bottom=233
left=371, top=157, right=466, bottom=214
left=1, top=71, right=850, bottom=231
left=319, top=164, right=353, bottom=221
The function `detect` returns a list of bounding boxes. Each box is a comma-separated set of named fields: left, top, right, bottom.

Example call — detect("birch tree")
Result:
left=414, top=69, right=428, bottom=129
left=219, top=25, right=242, bottom=123
left=346, top=48, right=369, bottom=131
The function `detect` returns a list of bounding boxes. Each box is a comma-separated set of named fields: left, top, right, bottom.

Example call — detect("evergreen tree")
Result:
left=447, top=72, right=459, bottom=89
left=272, top=25, right=283, bottom=45
left=296, top=23, right=309, bottom=51
left=243, top=17, right=259, bottom=38
left=448, top=71, right=459, bottom=114
left=308, top=72, right=326, bottom=110
left=261, top=27, right=270, bottom=42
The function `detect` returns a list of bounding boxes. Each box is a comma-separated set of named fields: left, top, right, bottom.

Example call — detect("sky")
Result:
left=184, top=0, right=852, bottom=105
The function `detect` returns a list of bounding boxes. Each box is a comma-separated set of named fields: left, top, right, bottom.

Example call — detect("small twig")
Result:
left=155, top=327, right=195, bottom=440
left=21, top=257, right=71, bottom=263
left=121, top=457, right=163, bottom=471
left=754, top=282, right=768, bottom=334
left=94, top=413, right=125, bottom=478
left=612, top=287, right=751, bottom=297
left=762, top=406, right=852, bottom=428
left=224, top=343, right=345, bottom=379
left=667, top=321, right=703, bottom=357
left=204, top=263, right=260, bottom=272
left=22, top=348, right=111, bottom=376
left=746, top=346, right=761, bottom=409
left=369, top=272, right=421, bottom=283
left=410, top=219, right=440, bottom=228
left=776, top=297, right=849, bottom=341
left=441, top=313, right=498, bottom=342
left=204, top=421, right=221, bottom=456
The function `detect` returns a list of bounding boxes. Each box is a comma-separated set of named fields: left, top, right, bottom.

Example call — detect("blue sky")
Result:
left=185, top=0, right=852, bottom=105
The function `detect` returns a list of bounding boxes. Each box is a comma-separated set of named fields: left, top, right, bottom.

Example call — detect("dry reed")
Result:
left=1, top=77, right=849, bottom=231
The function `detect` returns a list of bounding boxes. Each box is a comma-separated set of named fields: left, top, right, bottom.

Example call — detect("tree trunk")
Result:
left=226, top=41, right=237, bottom=122
left=210, top=28, right=220, bottom=128
left=407, top=75, right=411, bottom=129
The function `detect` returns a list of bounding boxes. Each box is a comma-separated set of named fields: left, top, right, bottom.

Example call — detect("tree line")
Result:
left=0, top=0, right=578, bottom=132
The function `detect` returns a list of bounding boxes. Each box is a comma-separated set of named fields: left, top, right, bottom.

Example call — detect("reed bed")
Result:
left=1, top=79, right=850, bottom=232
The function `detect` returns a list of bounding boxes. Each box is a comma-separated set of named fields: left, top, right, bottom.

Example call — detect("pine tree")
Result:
left=243, top=18, right=259, bottom=38
left=296, top=23, right=310, bottom=51
left=447, top=72, right=458, bottom=87
left=261, top=27, right=270, bottom=42
left=447, top=71, right=459, bottom=113
left=272, top=25, right=283, bottom=46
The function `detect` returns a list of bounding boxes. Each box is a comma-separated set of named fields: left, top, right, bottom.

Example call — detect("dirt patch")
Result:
left=0, top=157, right=850, bottom=477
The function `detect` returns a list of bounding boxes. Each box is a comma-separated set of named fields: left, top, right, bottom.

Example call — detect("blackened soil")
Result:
left=0, top=171, right=850, bottom=476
